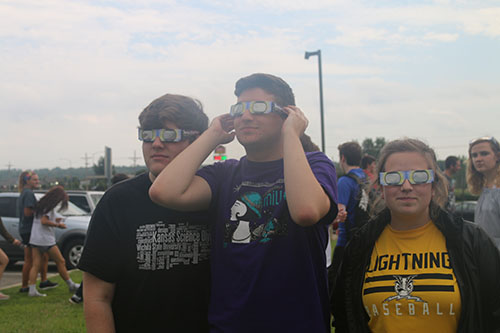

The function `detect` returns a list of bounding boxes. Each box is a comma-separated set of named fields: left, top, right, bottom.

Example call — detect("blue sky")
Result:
left=1, top=0, right=499, bottom=169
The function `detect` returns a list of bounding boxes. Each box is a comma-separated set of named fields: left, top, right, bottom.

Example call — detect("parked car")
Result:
left=66, top=190, right=104, bottom=214
left=455, top=200, right=476, bottom=222
left=0, top=192, right=90, bottom=269
left=35, top=190, right=104, bottom=214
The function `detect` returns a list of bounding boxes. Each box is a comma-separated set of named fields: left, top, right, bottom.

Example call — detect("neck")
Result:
left=444, top=169, right=453, bottom=178
left=148, top=172, right=156, bottom=183
left=344, top=165, right=359, bottom=174
left=484, top=168, right=498, bottom=188
left=390, top=209, right=431, bottom=231
left=245, top=141, right=283, bottom=162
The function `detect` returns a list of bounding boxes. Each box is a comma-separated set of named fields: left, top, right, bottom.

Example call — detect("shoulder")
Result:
left=99, top=173, right=149, bottom=205
left=305, top=151, right=334, bottom=165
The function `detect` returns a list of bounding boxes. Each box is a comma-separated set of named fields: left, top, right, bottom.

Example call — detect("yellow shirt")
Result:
left=362, top=221, right=461, bottom=333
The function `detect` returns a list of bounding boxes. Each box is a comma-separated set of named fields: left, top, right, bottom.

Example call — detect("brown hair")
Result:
left=373, top=138, right=447, bottom=220
left=300, top=133, right=321, bottom=153
left=34, top=186, right=68, bottom=218
left=466, top=138, right=500, bottom=195
left=338, top=141, right=362, bottom=166
left=18, top=171, right=36, bottom=193
left=234, top=73, right=296, bottom=107
left=139, top=93, right=209, bottom=142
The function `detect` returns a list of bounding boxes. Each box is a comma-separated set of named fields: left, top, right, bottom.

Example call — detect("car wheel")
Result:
left=62, top=238, right=84, bottom=270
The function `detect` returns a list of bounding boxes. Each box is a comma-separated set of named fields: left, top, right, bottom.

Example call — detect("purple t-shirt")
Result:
left=197, top=151, right=338, bottom=333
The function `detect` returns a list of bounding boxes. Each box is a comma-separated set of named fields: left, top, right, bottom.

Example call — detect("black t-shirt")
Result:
left=78, top=173, right=211, bottom=332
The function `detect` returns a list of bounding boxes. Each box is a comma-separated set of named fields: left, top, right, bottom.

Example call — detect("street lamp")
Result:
left=305, top=49, right=325, bottom=153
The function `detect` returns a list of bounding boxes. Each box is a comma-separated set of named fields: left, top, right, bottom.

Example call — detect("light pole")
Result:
left=305, top=49, right=325, bottom=153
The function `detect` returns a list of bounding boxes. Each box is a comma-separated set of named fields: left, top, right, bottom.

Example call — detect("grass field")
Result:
left=0, top=270, right=85, bottom=332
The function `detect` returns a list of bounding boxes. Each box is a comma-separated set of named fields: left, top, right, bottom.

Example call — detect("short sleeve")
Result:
left=307, top=152, right=339, bottom=224
left=337, top=177, right=354, bottom=206
left=78, top=195, right=124, bottom=283
left=24, top=192, right=36, bottom=208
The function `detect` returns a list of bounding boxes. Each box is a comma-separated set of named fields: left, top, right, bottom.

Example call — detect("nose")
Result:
left=240, top=108, right=254, bottom=121
left=400, top=179, right=413, bottom=191
left=151, top=137, right=164, bottom=148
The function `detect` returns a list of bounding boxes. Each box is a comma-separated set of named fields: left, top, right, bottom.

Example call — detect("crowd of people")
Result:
left=1, top=73, right=499, bottom=332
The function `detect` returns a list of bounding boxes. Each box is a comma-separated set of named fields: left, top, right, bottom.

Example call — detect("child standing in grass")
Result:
left=28, top=186, right=79, bottom=297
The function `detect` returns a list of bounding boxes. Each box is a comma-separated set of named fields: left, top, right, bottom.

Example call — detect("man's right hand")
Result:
left=208, top=114, right=236, bottom=145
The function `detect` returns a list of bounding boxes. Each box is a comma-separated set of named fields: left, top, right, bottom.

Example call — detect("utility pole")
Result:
left=82, top=153, right=91, bottom=175
left=129, top=150, right=140, bottom=167
left=6, top=162, right=13, bottom=171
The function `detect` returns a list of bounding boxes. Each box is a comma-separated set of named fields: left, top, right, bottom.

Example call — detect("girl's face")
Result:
left=382, top=152, right=433, bottom=224
left=26, top=174, right=40, bottom=189
left=470, top=142, right=500, bottom=174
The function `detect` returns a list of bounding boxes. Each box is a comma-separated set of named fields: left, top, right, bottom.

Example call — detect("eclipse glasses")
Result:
left=469, top=136, right=500, bottom=150
left=379, top=169, right=434, bottom=186
left=138, top=128, right=199, bottom=143
left=229, top=101, right=286, bottom=117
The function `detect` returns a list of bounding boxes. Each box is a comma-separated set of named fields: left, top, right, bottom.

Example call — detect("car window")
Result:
left=69, top=195, right=91, bottom=213
left=90, top=193, right=103, bottom=206
left=59, top=201, right=88, bottom=216
left=0, top=197, right=19, bottom=218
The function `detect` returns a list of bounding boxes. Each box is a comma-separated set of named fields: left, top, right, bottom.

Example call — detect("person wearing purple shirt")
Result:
left=150, top=73, right=338, bottom=332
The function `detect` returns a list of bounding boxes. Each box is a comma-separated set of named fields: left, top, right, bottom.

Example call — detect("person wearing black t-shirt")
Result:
left=78, top=94, right=211, bottom=332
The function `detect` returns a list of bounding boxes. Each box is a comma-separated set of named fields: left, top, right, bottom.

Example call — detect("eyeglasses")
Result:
left=138, top=128, right=199, bottom=143
left=229, top=101, right=285, bottom=117
left=469, top=136, right=500, bottom=150
left=379, top=169, right=434, bottom=186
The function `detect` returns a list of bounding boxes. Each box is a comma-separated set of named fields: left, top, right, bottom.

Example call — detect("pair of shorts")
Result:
left=31, top=244, right=56, bottom=254
left=20, top=233, right=32, bottom=247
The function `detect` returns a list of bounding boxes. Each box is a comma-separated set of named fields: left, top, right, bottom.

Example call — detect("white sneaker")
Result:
left=69, top=283, right=80, bottom=293
left=28, top=290, right=47, bottom=297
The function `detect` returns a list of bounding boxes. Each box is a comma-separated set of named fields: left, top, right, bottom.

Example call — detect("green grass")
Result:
left=0, top=270, right=85, bottom=332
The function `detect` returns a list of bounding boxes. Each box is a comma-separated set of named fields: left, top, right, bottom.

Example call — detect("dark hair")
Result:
left=18, top=171, right=36, bottom=193
left=300, top=133, right=321, bottom=153
left=34, top=186, right=68, bottom=218
left=374, top=138, right=447, bottom=219
left=361, top=154, right=376, bottom=169
left=138, top=93, right=209, bottom=142
left=111, top=173, right=129, bottom=185
left=234, top=73, right=295, bottom=107
left=445, top=156, right=459, bottom=169
left=338, top=142, right=362, bottom=166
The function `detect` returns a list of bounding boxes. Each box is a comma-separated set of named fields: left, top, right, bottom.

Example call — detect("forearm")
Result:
left=83, top=272, right=116, bottom=333
left=283, top=132, right=331, bottom=226
left=149, top=129, right=220, bottom=206
left=0, top=219, right=15, bottom=243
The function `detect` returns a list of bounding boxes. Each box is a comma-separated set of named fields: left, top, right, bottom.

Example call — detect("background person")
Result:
left=467, top=136, right=500, bottom=248
left=361, top=154, right=377, bottom=184
left=0, top=217, right=22, bottom=300
left=28, top=186, right=80, bottom=297
left=331, top=138, right=500, bottom=332
left=443, top=155, right=461, bottom=214
left=17, top=171, right=58, bottom=293
left=78, top=93, right=211, bottom=332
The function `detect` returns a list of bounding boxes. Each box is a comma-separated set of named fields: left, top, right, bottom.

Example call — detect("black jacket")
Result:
left=331, top=208, right=500, bottom=332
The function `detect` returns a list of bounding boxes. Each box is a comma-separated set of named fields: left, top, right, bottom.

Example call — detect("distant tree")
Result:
left=93, top=156, right=116, bottom=175
left=362, top=137, right=386, bottom=158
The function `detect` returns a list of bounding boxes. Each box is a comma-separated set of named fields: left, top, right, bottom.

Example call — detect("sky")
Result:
left=1, top=0, right=499, bottom=170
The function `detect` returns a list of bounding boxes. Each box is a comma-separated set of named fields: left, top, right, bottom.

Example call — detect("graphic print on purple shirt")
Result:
left=196, top=151, right=338, bottom=333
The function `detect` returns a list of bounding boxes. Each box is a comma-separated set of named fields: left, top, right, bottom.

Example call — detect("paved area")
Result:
left=1, top=262, right=58, bottom=290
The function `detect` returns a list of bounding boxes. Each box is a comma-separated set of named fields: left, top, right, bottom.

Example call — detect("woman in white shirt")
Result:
left=28, top=186, right=80, bottom=297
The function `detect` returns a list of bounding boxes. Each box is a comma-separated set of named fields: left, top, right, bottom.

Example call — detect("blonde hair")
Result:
left=373, top=138, right=447, bottom=220
left=466, top=139, right=500, bottom=195
left=18, top=171, right=35, bottom=193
